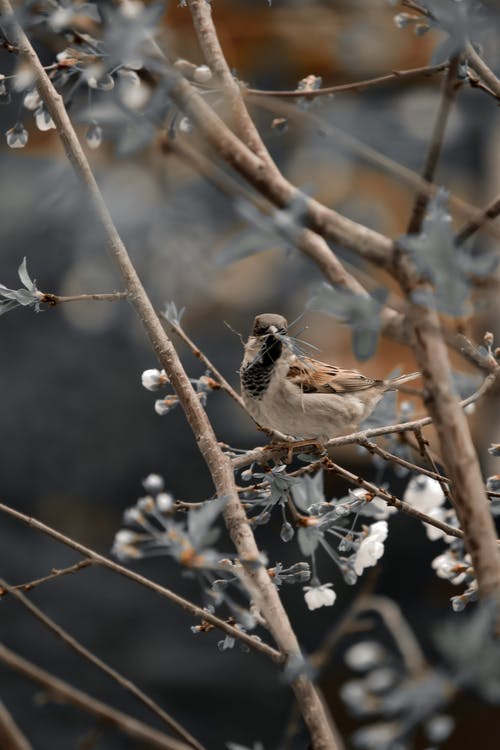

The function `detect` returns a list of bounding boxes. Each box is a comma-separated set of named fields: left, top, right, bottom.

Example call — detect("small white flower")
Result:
left=137, top=495, right=155, bottom=512
left=114, top=529, right=138, bottom=545
left=354, top=521, right=388, bottom=576
left=344, top=641, right=385, bottom=672
left=23, top=89, right=41, bottom=111
left=431, top=550, right=468, bottom=584
left=303, top=582, right=336, bottom=611
left=154, top=396, right=178, bottom=416
left=404, top=475, right=445, bottom=514
left=156, top=492, right=174, bottom=512
left=6, top=124, right=28, bottom=149
left=35, top=106, right=56, bottom=132
left=142, top=473, right=164, bottom=493
left=193, top=64, right=212, bottom=83
left=85, top=123, right=102, bottom=150
left=141, top=368, right=167, bottom=391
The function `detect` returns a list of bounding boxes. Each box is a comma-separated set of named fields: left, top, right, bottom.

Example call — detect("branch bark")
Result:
left=0, top=701, right=32, bottom=750
left=0, top=644, right=193, bottom=750
left=0, top=579, right=204, bottom=750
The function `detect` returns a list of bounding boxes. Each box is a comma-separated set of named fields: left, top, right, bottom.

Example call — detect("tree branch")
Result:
left=0, top=643, right=193, bottom=750
left=0, top=701, right=32, bottom=750
left=0, top=579, right=205, bottom=750
left=0, top=559, right=94, bottom=597
left=406, top=56, right=461, bottom=233
left=39, top=292, right=128, bottom=306
left=245, top=63, right=448, bottom=98
left=0, top=502, right=282, bottom=663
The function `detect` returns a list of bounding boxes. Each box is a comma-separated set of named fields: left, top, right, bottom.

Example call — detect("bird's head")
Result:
left=251, top=313, right=288, bottom=338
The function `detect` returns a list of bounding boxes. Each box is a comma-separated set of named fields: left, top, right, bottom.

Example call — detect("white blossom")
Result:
left=142, top=473, right=164, bottom=493
left=344, top=641, right=385, bottom=672
left=141, top=368, right=167, bottom=391
left=431, top=550, right=469, bottom=584
left=23, top=89, right=41, bottom=111
left=156, top=492, right=174, bottom=512
left=35, top=106, right=56, bottom=132
left=354, top=521, right=388, bottom=576
left=403, top=475, right=445, bottom=514
left=303, top=582, right=336, bottom=610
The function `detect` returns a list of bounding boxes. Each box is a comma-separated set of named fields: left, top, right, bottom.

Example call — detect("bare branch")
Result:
left=39, top=292, right=128, bottom=306
left=0, top=502, right=283, bottom=663
left=456, top=192, right=500, bottom=245
left=0, top=578, right=205, bottom=750
left=245, top=63, right=448, bottom=98
left=0, top=643, right=193, bottom=750
left=466, top=42, right=500, bottom=99
left=0, top=701, right=32, bottom=750
left=0, top=560, right=94, bottom=597
left=406, top=56, right=461, bottom=233
left=161, top=310, right=246, bottom=410
left=356, top=435, right=450, bottom=485
left=321, top=457, right=465, bottom=540
left=187, top=0, right=272, bottom=165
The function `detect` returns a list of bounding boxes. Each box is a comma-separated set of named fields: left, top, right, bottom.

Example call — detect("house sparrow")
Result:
left=240, top=313, right=419, bottom=441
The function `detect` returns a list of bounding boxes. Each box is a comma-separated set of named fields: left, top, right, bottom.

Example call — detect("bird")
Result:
left=240, top=313, right=419, bottom=441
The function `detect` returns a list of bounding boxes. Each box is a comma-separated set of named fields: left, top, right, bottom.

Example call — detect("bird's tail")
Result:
left=386, top=372, right=420, bottom=390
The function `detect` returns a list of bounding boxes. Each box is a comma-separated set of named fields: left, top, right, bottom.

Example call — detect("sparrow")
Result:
left=240, top=313, right=419, bottom=441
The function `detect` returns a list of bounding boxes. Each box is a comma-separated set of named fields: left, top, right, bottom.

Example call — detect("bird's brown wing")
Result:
left=287, top=356, right=381, bottom=394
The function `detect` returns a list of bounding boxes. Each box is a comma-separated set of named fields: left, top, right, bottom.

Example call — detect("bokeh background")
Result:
left=1, top=1, right=500, bottom=748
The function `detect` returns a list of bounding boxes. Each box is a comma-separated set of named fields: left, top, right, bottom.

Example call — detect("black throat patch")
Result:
left=241, top=335, right=282, bottom=399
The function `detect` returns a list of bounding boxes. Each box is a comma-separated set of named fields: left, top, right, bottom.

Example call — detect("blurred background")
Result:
left=1, top=0, right=500, bottom=748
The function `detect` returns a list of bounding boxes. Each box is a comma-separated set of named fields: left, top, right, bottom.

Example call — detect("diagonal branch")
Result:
left=0, top=502, right=282, bottom=663
left=0, top=559, right=94, bottom=597
left=406, top=56, right=461, bottom=233
left=0, top=643, right=193, bottom=750
left=245, top=63, right=448, bottom=98
left=0, top=578, right=205, bottom=750
left=0, top=700, right=32, bottom=750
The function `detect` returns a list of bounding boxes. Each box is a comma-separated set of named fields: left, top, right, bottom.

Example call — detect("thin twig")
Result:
left=245, top=63, right=448, bottom=98
left=466, top=42, right=500, bottom=99
left=406, top=56, right=461, bottom=233
left=0, top=643, right=193, bottom=750
left=355, top=436, right=450, bottom=485
left=0, top=560, right=94, bottom=597
left=39, top=292, right=128, bottom=306
left=321, top=457, right=463, bottom=540
left=161, top=312, right=245, bottom=410
left=456, top=192, right=500, bottom=245
left=0, top=578, right=205, bottom=750
left=0, top=502, right=282, bottom=663
left=413, top=426, right=454, bottom=505
left=0, top=700, right=32, bottom=750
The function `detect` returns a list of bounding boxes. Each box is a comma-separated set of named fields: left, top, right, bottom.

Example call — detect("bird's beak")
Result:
left=268, top=325, right=278, bottom=334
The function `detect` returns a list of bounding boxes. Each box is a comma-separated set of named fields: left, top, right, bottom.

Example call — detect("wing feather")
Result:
left=287, top=356, right=381, bottom=394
